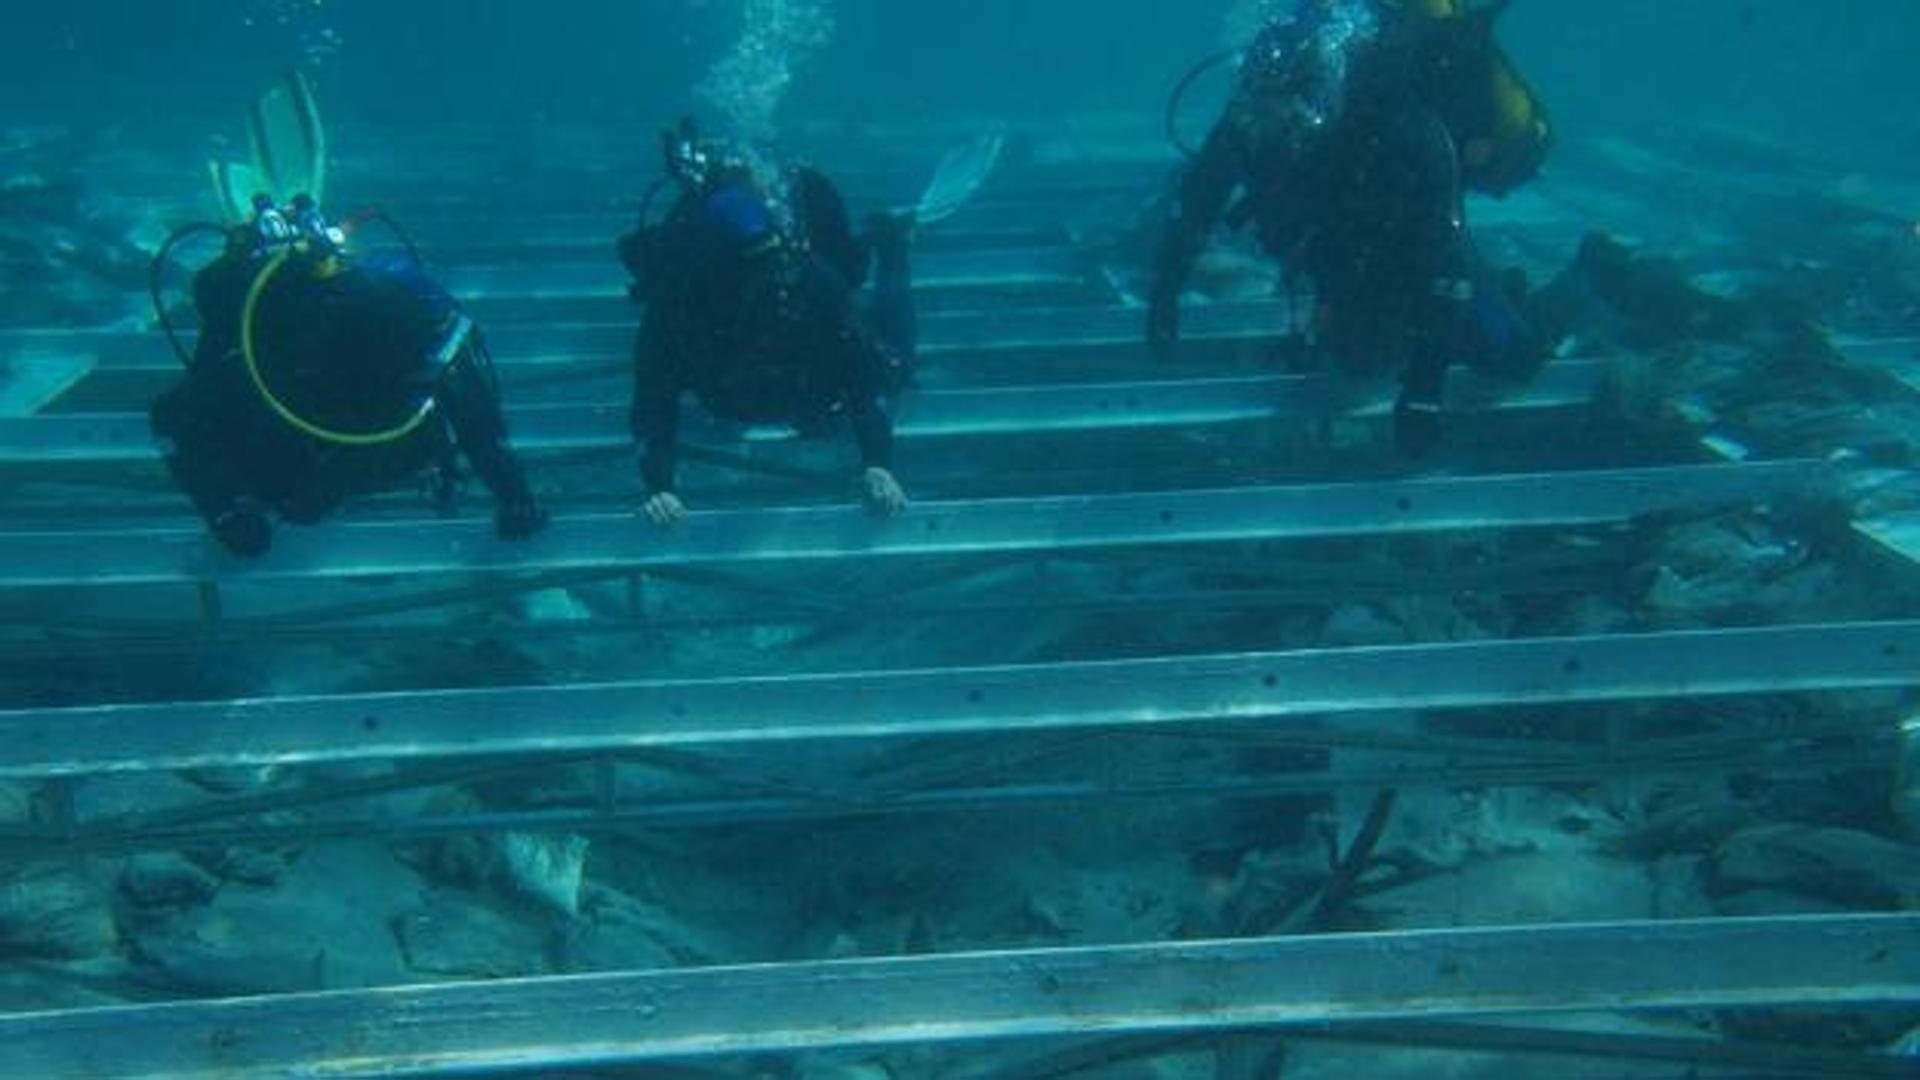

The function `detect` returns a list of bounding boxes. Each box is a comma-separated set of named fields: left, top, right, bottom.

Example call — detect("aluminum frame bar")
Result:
left=0, top=620, right=1910, bottom=779
left=0, top=299, right=1292, bottom=375
left=0, top=360, right=1609, bottom=465
left=0, top=916, right=1912, bottom=1077
left=0, top=461, right=1833, bottom=588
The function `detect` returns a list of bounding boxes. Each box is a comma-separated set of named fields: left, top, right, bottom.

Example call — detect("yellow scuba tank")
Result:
left=1408, top=0, right=1552, bottom=195
left=1466, top=44, right=1551, bottom=195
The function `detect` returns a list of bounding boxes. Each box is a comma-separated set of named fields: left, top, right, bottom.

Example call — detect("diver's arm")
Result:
left=851, top=397, right=905, bottom=515
left=839, top=326, right=905, bottom=513
left=1149, top=121, right=1243, bottom=358
left=848, top=392, right=896, bottom=477
left=1164, top=122, right=1243, bottom=271
left=150, top=375, right=275, bottom=556
left=1393, top=107, right=1481, bottom=459
left=440, top=344, right=547, bottom=539
left=629, top=317, right=684, bottom=498
left=845, top=337, right=898, bottom=475
left=791, top=166, right=867, bottom=289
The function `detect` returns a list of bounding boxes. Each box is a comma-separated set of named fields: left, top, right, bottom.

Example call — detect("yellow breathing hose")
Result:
left=240, top=249, right=443, bottom=447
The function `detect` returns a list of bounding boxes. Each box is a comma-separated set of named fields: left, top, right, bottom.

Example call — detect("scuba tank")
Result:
left=1408, top=0, right=1551, bottom=194
left=1468, top=44, right=1551, bottom=194
left=150, top=192, right=344, bottom=371
left=1164, top=0, right=1551, bottom=194
left=151, top=196, right=471, bottom=448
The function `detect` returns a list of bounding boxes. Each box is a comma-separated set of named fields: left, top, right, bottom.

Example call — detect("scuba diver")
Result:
left=149, top=195, right=547, bottom=557
left=1149, top=0, right=1556, bottom=456
left=618, top=120, right=918, bottom=526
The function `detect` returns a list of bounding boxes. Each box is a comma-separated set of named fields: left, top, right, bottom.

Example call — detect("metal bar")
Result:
left=1288, top=1020, right=1920, bottom=1078
left=0, top=619, right=1910, bottom=779
left=0, top=916, right=1912, bottom=1076
left=0, top=300, right=1291, bottom=374
left=27, top=691, right=1842, bottom=859
left=466, top=276, right=1104, bottom=325
left=422, top=223, right=1073, bottom=266
left=410, top=211, right=1121, bottom=256
left=46, top=707, right=1868, bottom=847
left=360, top=192, right=1144, bottom=245
left=0, top=361, right=1611, bottom=466
left=439, top=246, right=1087, bottom=299
left=0, top=461, right=1834, bottom=588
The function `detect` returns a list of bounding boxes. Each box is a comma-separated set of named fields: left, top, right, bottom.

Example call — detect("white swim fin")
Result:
left=209, top=71, right=328, bottom=222
left=905, top=133, right=1004, bottom=227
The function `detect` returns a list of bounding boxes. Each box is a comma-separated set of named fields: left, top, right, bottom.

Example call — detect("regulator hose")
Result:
left=1164, top=49, right=1239, bottom=158
left=150, top=221, right=233, bottom=368
left=240, top=247, right=454, bottom=447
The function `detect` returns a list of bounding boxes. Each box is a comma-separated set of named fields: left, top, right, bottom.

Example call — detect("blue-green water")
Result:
left=6, top=2, right=1916, bottom=173
left=0, top=3, right=1916, bottom=1076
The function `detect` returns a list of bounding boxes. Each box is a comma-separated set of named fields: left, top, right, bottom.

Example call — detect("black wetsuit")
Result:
left=621, top=167, right=915, bottom=496
left=150, top=247, right=542, bottom=555
left=1150, top=0, right=1549, bottom=453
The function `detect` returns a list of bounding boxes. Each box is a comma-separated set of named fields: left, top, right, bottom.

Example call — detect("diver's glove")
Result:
left=494, top=493, right=549, bottom=541
left=1393, top=394, right=1445, bottom=458
left=211, top=503, right=272, bottom=559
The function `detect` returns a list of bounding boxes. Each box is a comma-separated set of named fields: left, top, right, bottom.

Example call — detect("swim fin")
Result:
left=905, top=133, right=1004, bottom=227
left=0, top=355, right=95, bottom=418
left=210, top=71, right=328, bottom=222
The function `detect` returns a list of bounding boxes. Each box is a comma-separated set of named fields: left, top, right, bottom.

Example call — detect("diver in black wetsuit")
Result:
left=150, top=197, right=546, bottom=557
left=618, top=122, right=916, bottom=527
left=1149, top=0, right=1555, bottom=456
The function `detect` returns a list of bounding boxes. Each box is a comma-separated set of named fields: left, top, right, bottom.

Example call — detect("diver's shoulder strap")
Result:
left=430, top=313, right=476, bottom=374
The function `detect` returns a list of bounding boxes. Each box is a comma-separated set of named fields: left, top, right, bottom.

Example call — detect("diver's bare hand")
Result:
left=862, top=468, right=909, bottom=516
left=641, top=491, right=688, bottom=528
